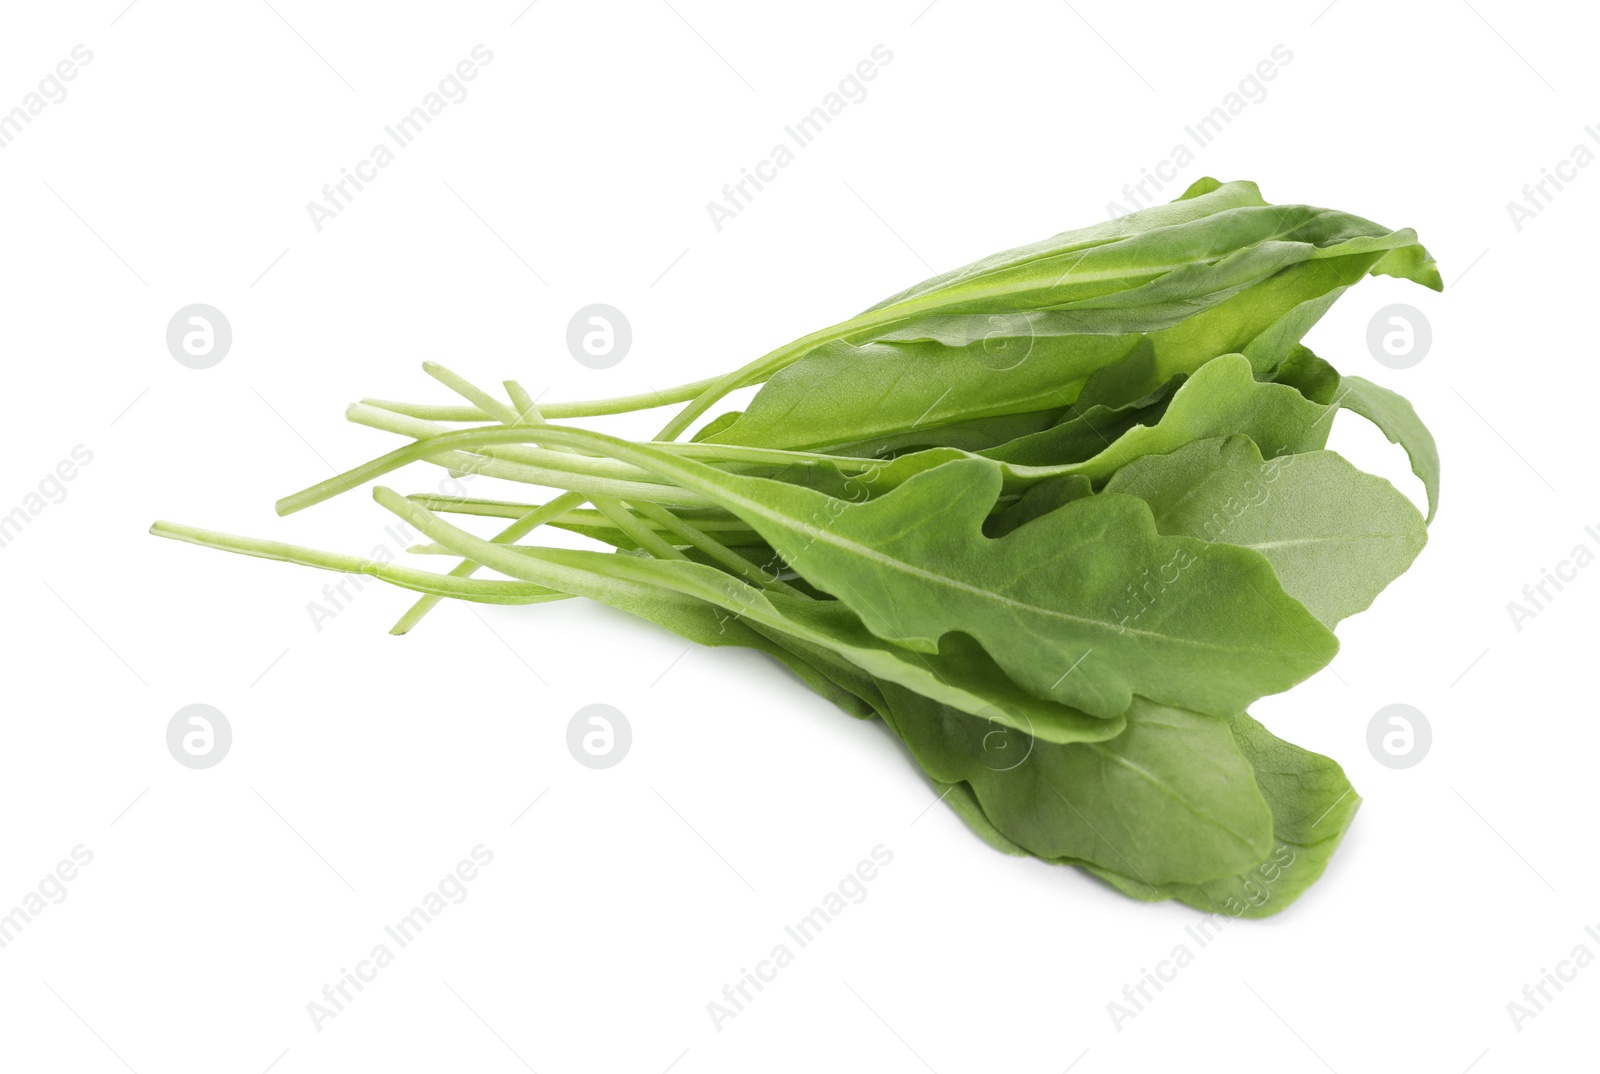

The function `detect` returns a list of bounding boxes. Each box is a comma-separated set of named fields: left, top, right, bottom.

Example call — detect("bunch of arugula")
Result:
left=153, top=178, right=1440, bottom=916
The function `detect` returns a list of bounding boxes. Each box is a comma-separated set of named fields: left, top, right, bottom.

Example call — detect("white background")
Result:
left=1, top=0, right=1595, bottom=1070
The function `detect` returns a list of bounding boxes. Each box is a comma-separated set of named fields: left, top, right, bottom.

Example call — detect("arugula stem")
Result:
left=374, top=486, right=793, bottom=633
left=392, top=368, right=701, bottom=629
left=651, top=289, right=970, bottom=441
left=360, top=375, right=723, bottom=423
left=388, top=370, right=580, bottom=633
left=349, top=401, right=875, bottom=475
left=649, top=441, right=881, bottom=471
left=287, top=435, right=710, bottom=512
left=388, top=489, right=587, bottom=634
left=591, top=495, right=687, bottom=561
left=653, top=322, right=857, bottom=441
left=280, top=424, right=831, bottom=515
left=423, top=362, right=524, bottom=425
left=149, top=520, right=570, bottom=605
left=628, top=498, right=799, bottom=595
left=403, top=494, right=544, bottom=519
left=405, top=495, right=756, bottom=540
left=504, top=380, right=543, bottom=423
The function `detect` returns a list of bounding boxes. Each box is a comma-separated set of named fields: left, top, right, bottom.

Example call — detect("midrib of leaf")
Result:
left=1242, top=533, right=1414, bottom=552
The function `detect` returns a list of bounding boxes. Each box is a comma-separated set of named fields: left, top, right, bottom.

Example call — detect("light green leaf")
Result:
left=1105, top=437, right=1428, bottom=626
left=1081, top=712, right=1361, bottom=917
left=986, top=353, right=1331, bottom=478
left=1337, top=375, right=1441, bottom=523
left=702, top=333, right=1144, bottom=453
left=878, top=684, right=1275, bottom=886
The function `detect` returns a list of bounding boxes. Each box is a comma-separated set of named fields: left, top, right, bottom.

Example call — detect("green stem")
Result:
left=349, top=401, right=873, bottom=475
left=388, top=370, right=578, bottom=633
left=652, top=322, right=851, bottom=441
left=360, top=375, right=723, bottom=424
left=650, top=289, right=968, bottom=441
left=375, top=486, right=786, bottom=631
left=423, top=362, right=524, bottom=425
left=403, top=495, right=545, bottom=519
left=591, top=495, right=686, bottom=561
left=282, top=432, right=711, bottom=514
left=347, top=403, right=668, bottom=486
left=504, top=380, right=542, bottom=423
left=405, top=495, right=755, bottom=540
left=388, top=490, right=587, bottom=634
left=628, top=498, right=797, bottom=595
left=149, top=520, right=569, bottom=605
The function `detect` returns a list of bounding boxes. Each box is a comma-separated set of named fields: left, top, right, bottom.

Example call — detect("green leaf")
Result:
left=985, top=353, right=1331, bottom=479
left=829, top=405, right=1072, bottom=458
left=983, top=474, right=1095, bottom=538
left=864, top=185, right=1437, bottom=322
left=977, top=380, right=1174, bottom=469
left=1105, top=437, right=1428, bottom=626
left=702, top=332, right=1144, bottom=452
left=878, top=684, right=1275, bottom=886
left=1336, top=375, right=1441, bottom=523
left=907, top=706, right=1362, bottom=914
left=1270, top=345, right=1343, bottom=405
left=931, top=779, right=1035, bottom=857
left=1081, top=712, right=1361, bottom=917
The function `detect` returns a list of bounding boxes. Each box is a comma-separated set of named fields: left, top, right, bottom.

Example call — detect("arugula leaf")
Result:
left=986, top=353, right=1330, bottom=478
left=1105, top=437, right=1428, bottom=626
left=1336, top=375, right=1442, bottom=523
left=977, top=379, right=1176, bottom=470
left=878, top=683, right=1275, bottom=886
left=699, top=333, right=1144, bottom=453
left=1270, top=345, right=1343, bottom=404
left=1081, top=712, right=1361, bottom=918
left=922, top=709, right=1362, bottom=917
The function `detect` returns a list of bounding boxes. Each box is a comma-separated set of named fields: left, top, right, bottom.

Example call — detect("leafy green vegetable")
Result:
left=1335, top=375, right=1442, bottom=523
left=1105, top=436, right=1428, bottom=626
left=879, top=685, right=1274, bottom=885
left=982, top=352, right=1331, bottom=474
left=149, top=178, right=1439, bottom=917
left=928, top=710, right=1361, bottom=917
left=1081, top=712, right=1361, bottom=917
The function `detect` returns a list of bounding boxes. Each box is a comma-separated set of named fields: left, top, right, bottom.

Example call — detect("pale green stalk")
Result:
left=388, top=490, right=586, bottom=634
left=360, top=375, right=722, bottom=423
left=628, top=498, right=799, bottom=595
left=149, top=520, right=569, bottom=605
